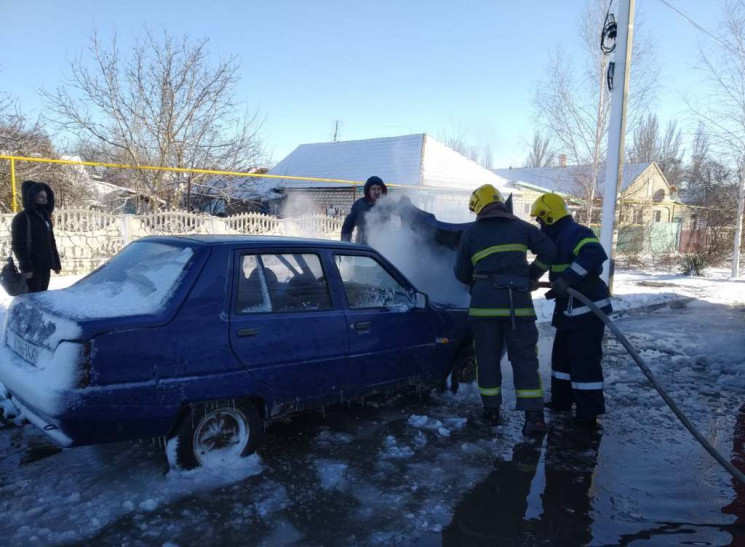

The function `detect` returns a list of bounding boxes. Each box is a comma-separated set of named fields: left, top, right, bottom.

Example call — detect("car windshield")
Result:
left=35, top=241, right=196, bottom=319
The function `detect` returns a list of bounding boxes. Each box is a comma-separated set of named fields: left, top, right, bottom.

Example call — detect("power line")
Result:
left=655, top=0, right=740, bottom=56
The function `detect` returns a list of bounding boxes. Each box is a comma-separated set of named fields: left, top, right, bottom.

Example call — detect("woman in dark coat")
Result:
left=11, top=180, right=62, bottom=292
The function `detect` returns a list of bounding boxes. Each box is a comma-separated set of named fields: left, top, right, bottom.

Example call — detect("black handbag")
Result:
left=1, top=212, right=31, bottom=296
left=0, top=256, right=28, bottom=296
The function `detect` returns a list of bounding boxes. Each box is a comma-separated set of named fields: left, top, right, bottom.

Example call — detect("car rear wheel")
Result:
left=448, top=344, right=476, bottom=393
left=166, top=400, right=263, bottom=470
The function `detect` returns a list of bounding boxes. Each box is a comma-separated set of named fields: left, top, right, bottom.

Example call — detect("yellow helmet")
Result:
left=469, top=184, right=504, bottom=214
left=530, top=193, right=569, bottom=225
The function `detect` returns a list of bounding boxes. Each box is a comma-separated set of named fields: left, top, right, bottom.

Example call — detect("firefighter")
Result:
left=454, top=184, right=557, bottom=436
left=530, top=193, right=612, bottom=428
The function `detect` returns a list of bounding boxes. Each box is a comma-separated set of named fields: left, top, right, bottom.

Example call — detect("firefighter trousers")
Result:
left=550, top=314, right=606, bottom=419
left=472, top=319, right=543, bottom=411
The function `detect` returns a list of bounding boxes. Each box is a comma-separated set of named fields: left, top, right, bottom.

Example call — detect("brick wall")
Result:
left=285, top=188, right=358, bottom=218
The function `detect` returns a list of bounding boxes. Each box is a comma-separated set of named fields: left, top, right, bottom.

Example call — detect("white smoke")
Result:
left=365, top=196, right=472, bottom=308
left=280, top=192, right=323, bottom=218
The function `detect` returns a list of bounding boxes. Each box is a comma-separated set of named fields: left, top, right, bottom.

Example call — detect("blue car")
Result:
left=0, top=236, right=471, bottom=468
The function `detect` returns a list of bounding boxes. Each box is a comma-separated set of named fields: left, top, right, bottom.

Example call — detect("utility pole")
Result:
left=599, top=0, right=635, bottom=292
left=333, top=120, right=341, bottom=142
left=733, top=162, right=745, bottom=278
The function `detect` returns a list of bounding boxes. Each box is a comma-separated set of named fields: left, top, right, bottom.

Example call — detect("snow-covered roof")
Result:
left=493, top=163, right=656, bottom=196
left=227, top=134, right=510, bottom=198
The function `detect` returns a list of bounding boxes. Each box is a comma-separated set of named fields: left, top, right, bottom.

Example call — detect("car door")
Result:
left=229, top=250, right=349, bottom=404
left=333, top=252, right=436, bottom=394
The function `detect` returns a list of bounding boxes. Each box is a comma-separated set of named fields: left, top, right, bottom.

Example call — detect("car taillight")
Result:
left=77, top=341, right=92, bottom=388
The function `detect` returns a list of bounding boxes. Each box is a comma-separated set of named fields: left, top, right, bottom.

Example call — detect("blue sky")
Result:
left=1, top=0, right=721, bottom=168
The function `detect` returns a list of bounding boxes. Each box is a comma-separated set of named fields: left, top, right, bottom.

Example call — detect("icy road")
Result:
left=0, top=272, right=743, bottom=545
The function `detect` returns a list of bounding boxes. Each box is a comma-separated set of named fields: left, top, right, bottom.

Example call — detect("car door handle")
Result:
left=352, top=322, right=371, bottom=331
left=238, top=328, right=259, bottom=338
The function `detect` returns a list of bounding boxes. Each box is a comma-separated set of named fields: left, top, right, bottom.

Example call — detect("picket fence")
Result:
left=0, top=209, right=344, bottom=274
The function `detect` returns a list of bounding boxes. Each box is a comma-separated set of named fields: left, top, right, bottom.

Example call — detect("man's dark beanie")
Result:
left=366, top=176, right=384, bottom=186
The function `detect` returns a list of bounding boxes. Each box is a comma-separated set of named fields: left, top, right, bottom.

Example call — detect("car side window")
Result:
left=236, top=255, right=272, bottom=313
left=236, top=253, right=332, bottom=314
left=335, top=254, right=415, bottom=310
left=262, top=253, right=332, bottom=313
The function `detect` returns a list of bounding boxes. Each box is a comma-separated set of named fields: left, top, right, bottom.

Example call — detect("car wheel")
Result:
left=166, top=400, right=263, bottom=470
left=450, top=344, right=476, bottom=393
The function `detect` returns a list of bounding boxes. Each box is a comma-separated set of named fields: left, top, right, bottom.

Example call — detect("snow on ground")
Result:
left=0, top=268, right=743, bottom=545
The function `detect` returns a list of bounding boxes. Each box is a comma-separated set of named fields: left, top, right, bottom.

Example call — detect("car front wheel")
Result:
left=166, top=400, right=263, bottom=470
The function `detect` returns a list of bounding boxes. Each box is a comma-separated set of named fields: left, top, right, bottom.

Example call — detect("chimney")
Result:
left=559, top=154, right=567, bottom=168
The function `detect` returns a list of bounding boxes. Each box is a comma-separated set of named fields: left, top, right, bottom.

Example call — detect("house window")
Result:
left=523, top=203, right=531, bottom=214
left=653, top=210, right=662, bottom=223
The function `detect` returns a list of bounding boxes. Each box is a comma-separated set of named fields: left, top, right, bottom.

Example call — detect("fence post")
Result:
left=121, top=214, right=132, bottom=246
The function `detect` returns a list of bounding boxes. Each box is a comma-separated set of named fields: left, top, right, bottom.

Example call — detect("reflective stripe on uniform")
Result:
left=563, top=298, right=612, bottom=317
left=469, top=307, right=536, bottom=317
left=571, top=381, right=604, bottom=390
left=533, top=259, right=549, bottom=270
left=552, top=371, right=571, bottom=381
left=479, top=386, right=502, bottom=396
left=573, top=237, right=600, bottom=256
left=551, top=263, right=569, bottom=272
left=471, top=244, right=528, bottom=265
left=569, top=261, right=588, bottom=276
left=516, top=388, right=544, bottom=399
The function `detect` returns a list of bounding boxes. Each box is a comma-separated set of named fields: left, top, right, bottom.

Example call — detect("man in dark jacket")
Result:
left=454, top=184, right=557, bottom=435
left=341, top=176, right=387, bottom=244
left=530, top=193, right=612, bottom=428
left=11, top=180, right=62, bottom=293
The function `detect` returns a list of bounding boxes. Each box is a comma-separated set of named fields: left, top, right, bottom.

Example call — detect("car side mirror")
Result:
left=414, top=291, right=428, bottom=309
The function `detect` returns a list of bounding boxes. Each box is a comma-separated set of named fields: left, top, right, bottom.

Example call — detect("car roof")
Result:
left=137, top=234, right=373, bottom=251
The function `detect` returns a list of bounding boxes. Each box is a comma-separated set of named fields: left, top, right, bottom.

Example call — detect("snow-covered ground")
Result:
left=0, top=269, right=743, bottom=545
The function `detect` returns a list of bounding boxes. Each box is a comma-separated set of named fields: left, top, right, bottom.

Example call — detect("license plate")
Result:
left=6, top=331, right=40, bottom=366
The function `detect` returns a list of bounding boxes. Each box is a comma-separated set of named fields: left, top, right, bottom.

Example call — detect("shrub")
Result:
left=679, top=253, right=708, bottom=276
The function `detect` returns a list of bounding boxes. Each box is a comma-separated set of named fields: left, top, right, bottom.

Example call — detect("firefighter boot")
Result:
left=523, top=410, right=547, bottom=437
left=482, top=407, right=500, bottom=426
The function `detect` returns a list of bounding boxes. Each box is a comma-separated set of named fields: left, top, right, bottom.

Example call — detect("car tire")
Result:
left=450, top=344, right=476, bottom=393
left=166, top=400, right=264, bottom=470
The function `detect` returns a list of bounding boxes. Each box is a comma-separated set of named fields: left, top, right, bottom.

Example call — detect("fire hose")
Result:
left=538, top=282, right=745, bottom=486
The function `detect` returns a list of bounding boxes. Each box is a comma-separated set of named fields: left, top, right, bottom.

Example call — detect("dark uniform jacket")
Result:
left=454, top=203, right=557, bottom=319
left=11, top=181, right=62, bottom=275
left=543, top=216, right=612, bottom=328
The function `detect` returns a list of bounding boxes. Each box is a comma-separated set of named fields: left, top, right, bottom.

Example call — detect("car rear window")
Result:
left=36, top=241, right=195, bottom=319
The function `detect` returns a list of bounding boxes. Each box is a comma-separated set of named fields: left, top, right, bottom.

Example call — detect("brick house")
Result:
left=249, top=134, right=512, bottom=221
left=494, top=162, right=690, bottom=224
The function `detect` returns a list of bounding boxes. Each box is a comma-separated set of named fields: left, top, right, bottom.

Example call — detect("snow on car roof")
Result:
left=145, top=234, right=371, bottom=249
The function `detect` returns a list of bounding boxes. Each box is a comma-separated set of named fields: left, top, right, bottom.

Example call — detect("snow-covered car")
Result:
left=0, top=236, right=471, bottom=468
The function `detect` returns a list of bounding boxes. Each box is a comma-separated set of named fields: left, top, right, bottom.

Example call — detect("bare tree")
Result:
left=628, top=113, right=684, bottom=186
left=438, top=126, right=495, bottom=170
left=686, top=1, right=745, bottom=276
left=0, top=100, right=91, bottom=212
left=524, top=131, right=555, bottom=167
left=43, top=28, right=265, bottom=212
left=533, top=0, right=658, bottom=220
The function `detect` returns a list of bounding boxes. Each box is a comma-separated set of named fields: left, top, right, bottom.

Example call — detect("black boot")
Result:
left=545, top=400, right=572, bottom=412
left=482, top=407, right=500, bottom=426
left=574, top=415, right=599, bottom=429
left=523, top=410, right=547, bottom=437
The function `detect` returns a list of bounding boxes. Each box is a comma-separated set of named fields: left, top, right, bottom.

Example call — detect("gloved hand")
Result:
left=551, top=276, right=570, bottom=298
left=529, top=279, right=540, bottom=292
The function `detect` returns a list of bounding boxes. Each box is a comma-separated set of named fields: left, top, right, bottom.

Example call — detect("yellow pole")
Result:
left=10, top=158, right=17, bottom=213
